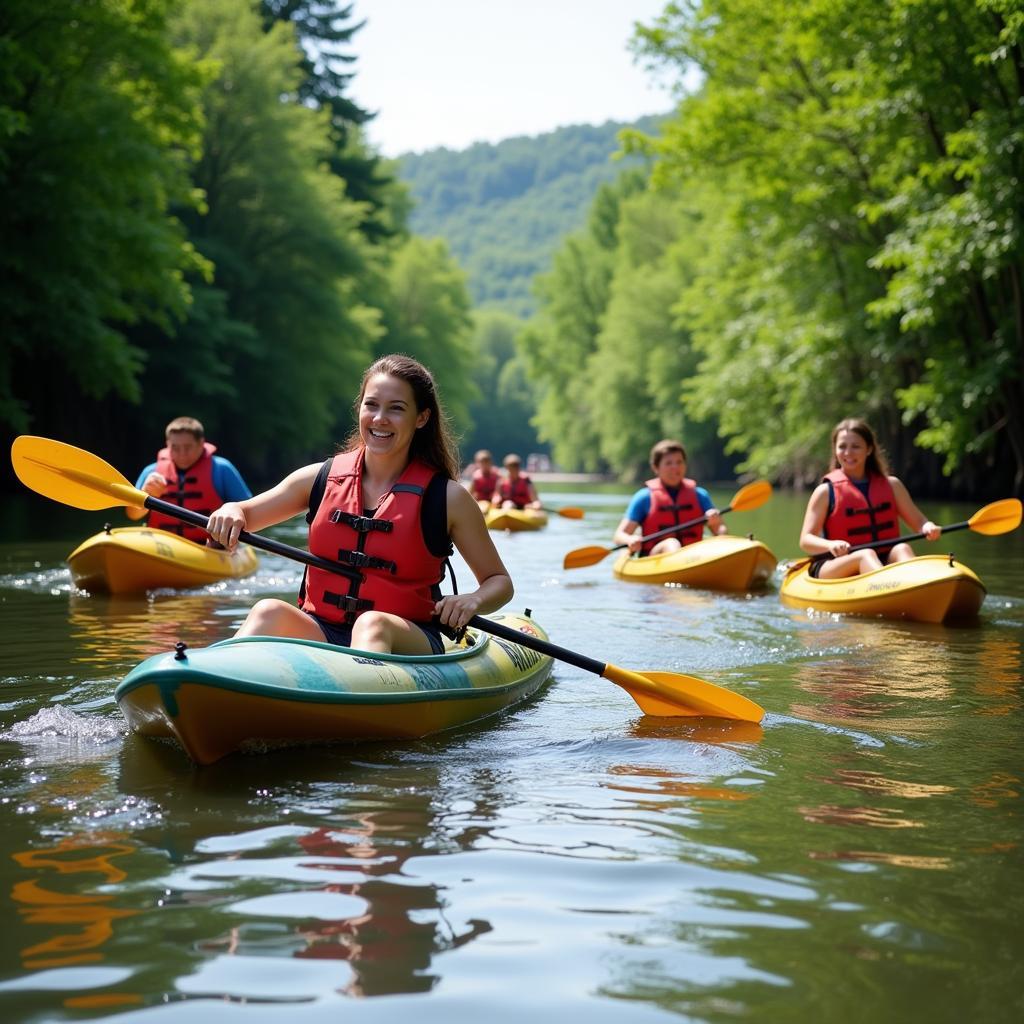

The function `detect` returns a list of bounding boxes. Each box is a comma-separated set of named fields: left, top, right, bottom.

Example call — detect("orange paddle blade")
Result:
left=11, top=436, right=147, bottom=511
left=555, top=506, right=585, bottom=520
left=563, top=545, right=614, bottom=570
left=602, top=664, right=765, bottom=722
left=730, top=479, right=773, bottom=513
left=969, top=498, right=1021, bottom=536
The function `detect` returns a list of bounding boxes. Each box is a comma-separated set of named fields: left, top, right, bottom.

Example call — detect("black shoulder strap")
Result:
left=422, top=472, right=453, bottom=559
left=306, top=458, right=332, bottom=525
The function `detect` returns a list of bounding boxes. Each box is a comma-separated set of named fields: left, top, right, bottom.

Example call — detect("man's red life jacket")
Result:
left=823, top=469, right=900, bottom=550
left=300, top=449, right=447, bottom=626
left=640, top=476, right=704, bottom=554
left=147, top=442, right=220, bottom=543
left=470, top=467, right=500, bottom=502
left=497, top=474, right=533, bottom=509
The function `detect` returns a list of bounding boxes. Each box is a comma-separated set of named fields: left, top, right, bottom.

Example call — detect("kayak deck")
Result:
left=612, top=534, right=777, bottom=591
left=780, top=554, right=986, bottom=623
left=68, top=526, right=258, bottom=594
left=115, top=611, right=553, bottom=764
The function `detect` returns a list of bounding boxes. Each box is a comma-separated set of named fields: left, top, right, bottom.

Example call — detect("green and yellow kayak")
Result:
left=780, top=554, right=986, bottom=623
left=612, top=535, right=777, bottom=591
left=115, top=611, right=553, bottom=764
left=485, top=508, right=548, bottom=532
left=68, top=525, right=258, bottom=594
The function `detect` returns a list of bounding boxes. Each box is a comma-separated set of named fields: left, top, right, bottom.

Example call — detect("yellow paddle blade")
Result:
left=555, top=506, right=585, bottom=520
left=602, top=664, right=765, bottom=723
left=969, top=498, right=1022, bottom=536
left=562, top=545, right=613, bottom=570
left=730, top=479, right=773, bottom=513
left=11, top=436, right=147, bottom=511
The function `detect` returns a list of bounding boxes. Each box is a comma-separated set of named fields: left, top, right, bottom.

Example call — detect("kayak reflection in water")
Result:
left=612, top=439, right=724, bottom=558
left=205, top=355, right=513, bottom=656
left=798, top=417, right=941, bottom=580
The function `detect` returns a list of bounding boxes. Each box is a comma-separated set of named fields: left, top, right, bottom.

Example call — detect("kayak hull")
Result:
left=780, top=555, right=986, bottom=623
left=68, top=526, right=258, bottom=594
left=115, top=612, right=553, bottom=764
left=612, top=535, right=778, bottom=591
left=485, top=508, right=548, bottom=532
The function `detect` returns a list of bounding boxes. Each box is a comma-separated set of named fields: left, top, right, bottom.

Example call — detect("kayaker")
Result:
left=613, top=439, right=725, bottom=556
left=798, top=417, right=941, bottom=578
left=493, top=453, right=542, bottom=510
left=205, top=354, right=514, bottom=655
left=126, top=416, right=251, bottom=543
left=467, top=448, right=501, bottom=512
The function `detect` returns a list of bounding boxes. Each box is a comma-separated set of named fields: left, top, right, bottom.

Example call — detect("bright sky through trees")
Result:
left=349, top=0, right=676, bottom=155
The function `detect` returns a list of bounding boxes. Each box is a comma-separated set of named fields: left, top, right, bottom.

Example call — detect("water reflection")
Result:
left=67, top=593, right=236, bottom=668
left=11, top=834, right=138, bottom=970
left=115, top=742, right=493, bottom=1000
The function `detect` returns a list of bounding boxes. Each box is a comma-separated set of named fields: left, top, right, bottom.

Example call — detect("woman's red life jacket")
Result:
left=470, top=467, right=500, bottom=502
left=146, top=442, right=220, bottom=543
left=640, top=476, right=704, bottom=554
left=497, top=474, right=533, bottom=508
left=823, top=469, right=900, bottom=550
left=300, top=449, right=448, bottom=626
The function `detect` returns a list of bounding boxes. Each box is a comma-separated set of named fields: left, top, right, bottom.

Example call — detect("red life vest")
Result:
left=823, top=469, right=900, bottom=549
left=498, top=474, right=533, bottom=508
left=470, top=467, right=500, bottom=502
left=640, top=476, right=704, bottom=553
left=146, top=442, right=221, bottom=543
left=300, top=449, right=448, bottom=626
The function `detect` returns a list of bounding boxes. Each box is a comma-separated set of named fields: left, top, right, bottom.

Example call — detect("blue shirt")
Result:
left=625, top=484, right=715, bottom=525
left=135, top=456, right=252, bottom=502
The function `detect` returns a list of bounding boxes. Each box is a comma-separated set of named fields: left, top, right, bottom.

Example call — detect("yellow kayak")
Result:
left=68, top=525, right=258, bottom=594
left=485, top=508, right=548, bottom=532
left=115, top=611, right=553, bottom=764
left=780, top=554, right=986, bottom=623
left=612, top=534, right=777, bottom=591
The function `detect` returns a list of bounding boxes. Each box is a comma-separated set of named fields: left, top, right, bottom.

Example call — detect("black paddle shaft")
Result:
left=468, top=614, right=605, bottom=676
left=144, top=496, right=362, bottom=582
left=609, top=500, right=735, bottom=556
left=810, top=518, right=970, bottom=565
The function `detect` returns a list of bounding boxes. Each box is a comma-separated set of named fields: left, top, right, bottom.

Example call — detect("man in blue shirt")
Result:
left=127, top=417, right=251, bottom=541
left=613, top=439, right=724, bottom=557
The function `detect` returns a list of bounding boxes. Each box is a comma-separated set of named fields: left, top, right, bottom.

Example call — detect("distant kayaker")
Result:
left=613, top=439, right=725, bottom=556
left=798, top=417, right=941, bottom=578
left=206, top=354, right=514, bottom=655
left=493, top=453, right=542, bottom=510
left=467, top=448, right=501, bottom=512
left=127, top=416, right=251, bottom=543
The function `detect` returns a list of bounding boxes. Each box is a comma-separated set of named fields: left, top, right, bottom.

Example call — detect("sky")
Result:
left=345, top=0, right=681, bottom=157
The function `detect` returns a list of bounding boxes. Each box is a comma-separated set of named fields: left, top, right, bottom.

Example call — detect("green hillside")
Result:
left=398, top=116, right=666, bottom=317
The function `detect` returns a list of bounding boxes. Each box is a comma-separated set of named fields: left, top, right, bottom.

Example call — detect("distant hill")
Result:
left=398, top=115, right=666, bottom=317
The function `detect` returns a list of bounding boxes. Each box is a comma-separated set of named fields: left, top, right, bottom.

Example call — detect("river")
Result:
left=0, top=486, right=1021, bottom=1022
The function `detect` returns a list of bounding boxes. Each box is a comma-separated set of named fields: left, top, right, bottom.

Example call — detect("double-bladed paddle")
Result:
left=10, top=436, right=765, bottom=723
left=783, top=498, right=1023, bottom=574
left=563, top=480, right=773, bottom=570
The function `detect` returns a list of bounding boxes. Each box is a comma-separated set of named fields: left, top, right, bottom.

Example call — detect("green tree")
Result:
left=0, top=0, right=207, bottom=436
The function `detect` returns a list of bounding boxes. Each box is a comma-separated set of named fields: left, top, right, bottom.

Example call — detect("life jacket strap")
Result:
left=336, top=548, right=397, bottom=574
left=329, top=509, right=394, bottom=533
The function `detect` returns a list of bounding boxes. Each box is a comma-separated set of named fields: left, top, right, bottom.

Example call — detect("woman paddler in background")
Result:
left=798, top=417, right=941, bottom=579
left=205, top=354, right=513, bottom=654
left=613, top=439, right=724, bottom=556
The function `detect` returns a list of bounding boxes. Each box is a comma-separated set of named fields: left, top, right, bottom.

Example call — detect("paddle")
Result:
left=11, top=435, right=765, bottom=723
left=784, top=498, right=1023, bottom=574
left=541, top=506, right=584, bottom=520
left=563, top=480, right=773, bottom=570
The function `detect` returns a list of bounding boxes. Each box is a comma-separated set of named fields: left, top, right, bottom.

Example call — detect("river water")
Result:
left=0, top=487, right=1021, bottom=1022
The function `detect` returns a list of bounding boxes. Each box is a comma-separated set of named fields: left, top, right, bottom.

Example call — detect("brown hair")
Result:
left=649, top=439, right=687, bottom=471
left=345, top=354, right=461, bottom=479
left=165, top=416, right=204, bottom=441
left=829, top=418, right=890, bottom=477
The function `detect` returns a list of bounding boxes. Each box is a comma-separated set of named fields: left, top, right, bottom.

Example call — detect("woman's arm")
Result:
left=799, top=483, right=850, bottom=556
left=890, top=477, right=941, bottom=540
left=613, top=516, right=643, bottom=552
left=435, top=482, right=514, bottom=631
left=206, top=463, right=320, bottom=550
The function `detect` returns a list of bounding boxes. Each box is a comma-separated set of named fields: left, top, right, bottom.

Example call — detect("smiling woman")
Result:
left=205, top=354, right=514, bottom=655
